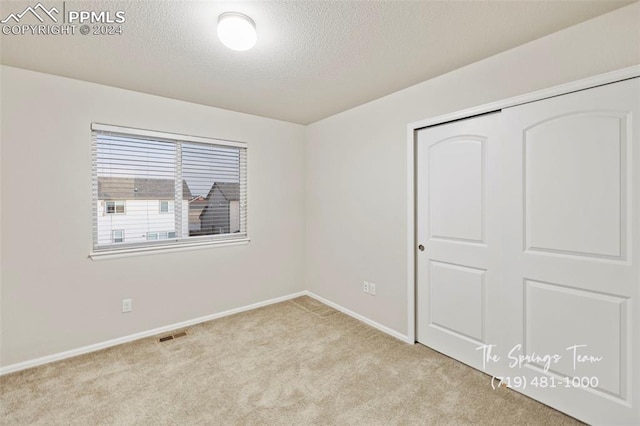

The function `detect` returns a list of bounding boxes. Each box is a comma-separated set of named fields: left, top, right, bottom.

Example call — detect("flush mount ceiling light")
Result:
left=217, top=12, right=257, bottom=51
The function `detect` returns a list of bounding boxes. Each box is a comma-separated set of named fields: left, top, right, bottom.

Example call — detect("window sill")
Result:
left=89, top=238, right=250, bottom=261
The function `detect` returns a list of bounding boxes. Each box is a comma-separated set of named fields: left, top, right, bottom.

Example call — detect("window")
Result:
left=112, top=230, right=125, bottom=243
left=105, top=200, right=125, bottom=214
left=159, top=200, right=170, bottom=213
left=146, top=231, right=176, bottom=241
left=92, top=123, right=247, bottom=257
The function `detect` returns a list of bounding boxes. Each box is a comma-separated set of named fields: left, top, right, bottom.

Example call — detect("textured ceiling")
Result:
left=0, top=0, right=633, bottom=124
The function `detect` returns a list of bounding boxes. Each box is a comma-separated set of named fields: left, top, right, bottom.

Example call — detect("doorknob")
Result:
left=418, top=244, right=425, bottom=252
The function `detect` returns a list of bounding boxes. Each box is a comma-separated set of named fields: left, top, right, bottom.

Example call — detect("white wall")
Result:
left=0, top=66, right=306, bottom=366
left=304, top=2, right=640, bottom=337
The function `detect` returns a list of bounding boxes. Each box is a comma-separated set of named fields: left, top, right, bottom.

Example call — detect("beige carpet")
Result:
left=0, top=296, right=582, bottom=425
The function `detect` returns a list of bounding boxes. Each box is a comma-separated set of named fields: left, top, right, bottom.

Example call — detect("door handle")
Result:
left=418, top=244, right=425, bottom=252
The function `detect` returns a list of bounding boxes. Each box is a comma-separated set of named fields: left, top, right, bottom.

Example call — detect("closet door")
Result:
left=416, top=112, right=503, bottom=374
left=500, top=77, right=640, bottom=424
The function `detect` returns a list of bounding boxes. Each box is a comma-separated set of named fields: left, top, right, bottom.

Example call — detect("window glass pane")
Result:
left=112, top=230, right=124, bottom=243
left=96, top=134, right=177, bottom=247
left=183, top=143, right=241, bottom=237
left=146, top=233, right=158, bottom=241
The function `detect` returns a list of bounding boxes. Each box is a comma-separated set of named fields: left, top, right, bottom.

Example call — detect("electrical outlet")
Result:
left=122, top=298, right=132, bottom=313
left=369, top=283, right=376, bottom=295
left=363, top=281, right=370, bottom=294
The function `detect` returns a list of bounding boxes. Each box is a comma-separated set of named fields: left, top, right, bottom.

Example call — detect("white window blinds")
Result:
left=91, top=123, right=247, bottom=256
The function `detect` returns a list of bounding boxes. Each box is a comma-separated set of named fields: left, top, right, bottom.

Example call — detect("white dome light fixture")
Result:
left=217, top=12, right=257, bottom=51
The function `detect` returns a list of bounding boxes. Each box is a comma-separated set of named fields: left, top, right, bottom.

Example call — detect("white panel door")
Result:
left=416, top=112, right=503, bottom=374
left=416, top=77, right=639, bottom=424
left=499, top=78, right=640, bottom=425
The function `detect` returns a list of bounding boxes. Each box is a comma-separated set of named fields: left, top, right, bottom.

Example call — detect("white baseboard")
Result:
left=0, top=291, right=307, bottom=376
left=305, top=291, right=412, bottom=344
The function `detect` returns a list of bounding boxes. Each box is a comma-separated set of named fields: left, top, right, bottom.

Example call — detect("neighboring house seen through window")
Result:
left=91, top=123, right=248, bottom=258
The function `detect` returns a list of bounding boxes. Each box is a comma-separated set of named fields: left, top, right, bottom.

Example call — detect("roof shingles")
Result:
left=98, top=177, right=192, bottom=200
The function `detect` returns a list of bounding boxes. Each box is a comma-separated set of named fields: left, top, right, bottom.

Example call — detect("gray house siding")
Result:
left=198, top=182, right=240, bottom=235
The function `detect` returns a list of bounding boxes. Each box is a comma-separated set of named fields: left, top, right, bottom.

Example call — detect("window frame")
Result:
left=91, top=123, right=249, bottom=260
left=159, top=200, right=170, bottom=214
left=146, top=231, right=176, bottom=241
left=105, top=200, right=126, bottom=215
left=112, top=229, right=125, bottom=243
